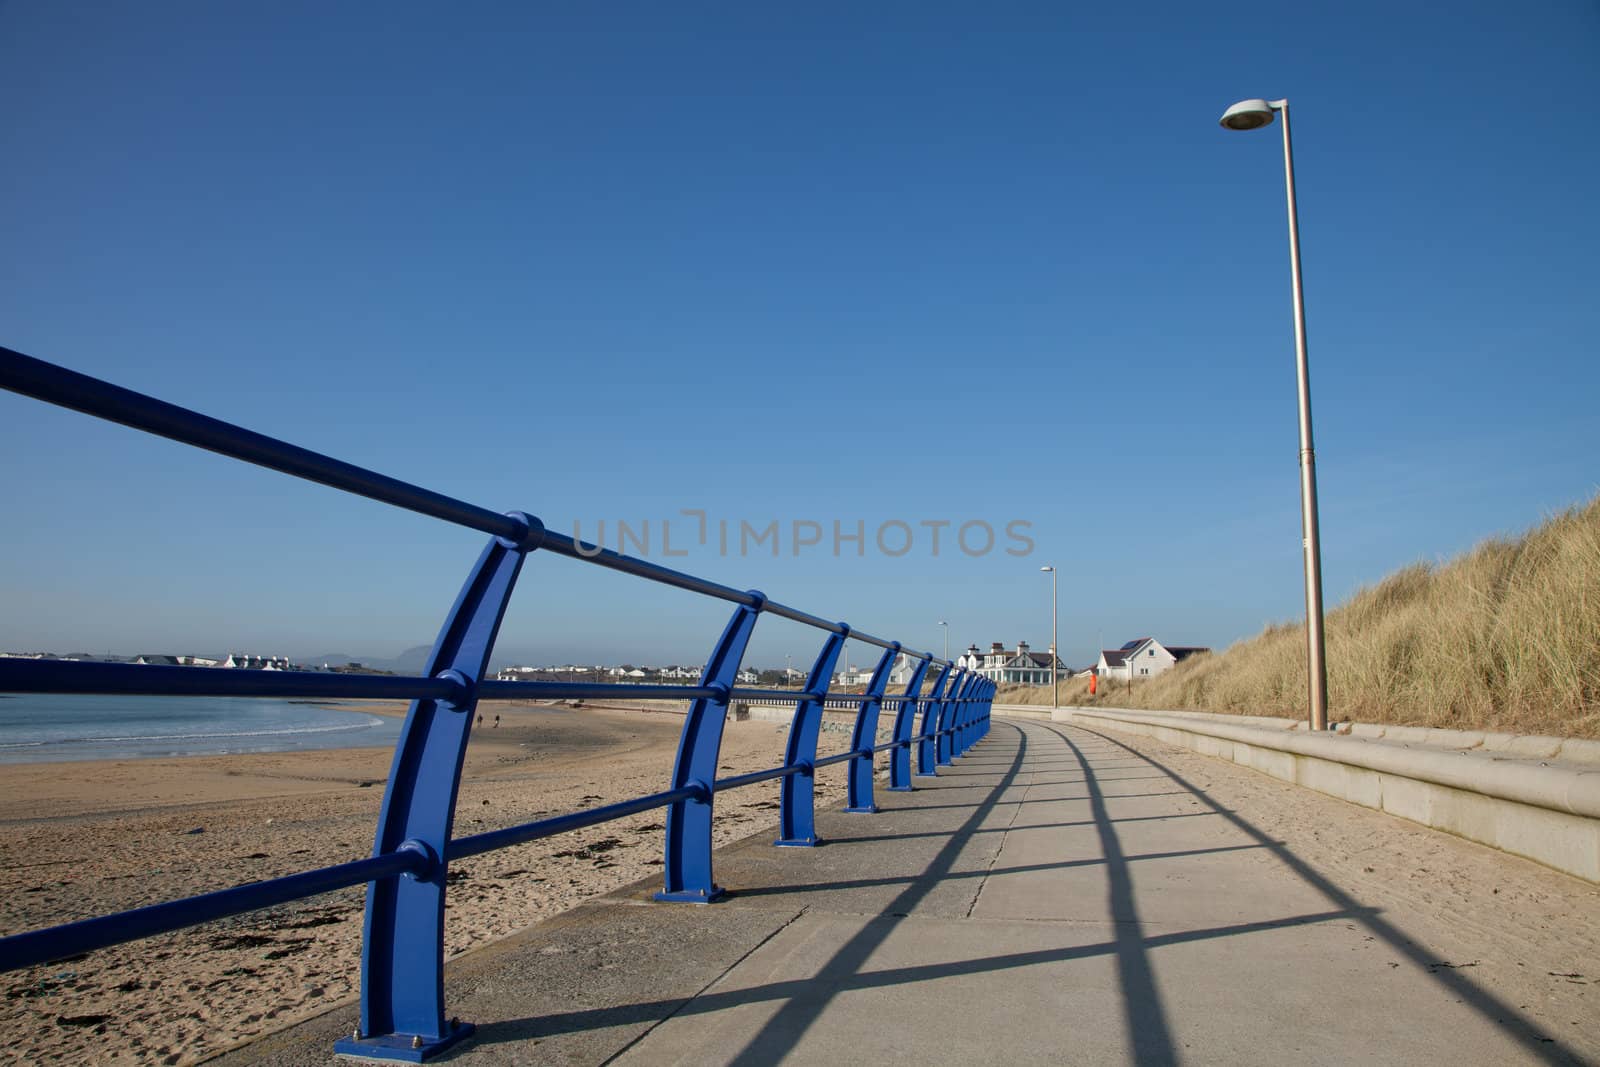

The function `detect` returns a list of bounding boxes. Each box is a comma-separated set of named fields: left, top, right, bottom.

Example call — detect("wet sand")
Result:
left=0, top=700, right=861, bottom=1065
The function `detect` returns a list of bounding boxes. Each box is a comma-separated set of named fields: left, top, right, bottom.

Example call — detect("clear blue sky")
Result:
left=2, top=2, right=1596, bottom=673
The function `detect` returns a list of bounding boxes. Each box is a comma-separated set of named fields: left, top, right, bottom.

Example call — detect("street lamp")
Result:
left=938, top=620, right=948, bottom=662
left=1220, top=96, right=1330, bottom=732
left=1040, top=565, right=1058, bottom=710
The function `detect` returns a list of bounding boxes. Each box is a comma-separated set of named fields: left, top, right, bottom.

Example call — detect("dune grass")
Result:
left=1000, top=494, right=1600, bottom=740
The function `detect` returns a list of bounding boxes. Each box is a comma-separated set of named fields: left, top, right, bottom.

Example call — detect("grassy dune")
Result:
left=1001, top=494, right=1600, bottom=740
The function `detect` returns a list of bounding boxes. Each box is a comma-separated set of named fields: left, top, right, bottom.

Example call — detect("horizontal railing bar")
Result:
left=0, top=850, right=423, bottom=973
left=0, top=658, right=458, bottom=701
left=846, top=628, right=917, bottom=656
left=759, top=601, right=847, bottom=635
left=478, top=680, right=718, bottom=701
left=734, top=694, right=949, bottom=705
left=536, top=531, right=764, bottom=608
left=728, top=686, right=818, bottom=702
left=0, top=346, right=524, bottom=543
left=445, top=786, right=700, bottom=861
left=813, top=750, right=864, bottom=768
left=714, top=765, right=801, bottom=791
left=0, top=348, right=956, bottom=667
left=536, top=536, right=953, bottom=664
left=479, top=684, right=980, bottom=706
left=0, top=654, right=970, bottom=709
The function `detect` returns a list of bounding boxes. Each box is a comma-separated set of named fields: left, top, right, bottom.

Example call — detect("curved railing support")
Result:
left=972, top=681, right=985, bottom=748
left=937, top=671, right=969, bottom=765
left=775, top=626, right=849, bottom=846
left=953, top=681, right=966, bottom=755
left=845, top=643, right=900, bottom=813
left=915, top=664, right=951, bottom=777
left=887, top=656, right=932, bottom=791
left=337, top=517, right=538, bottom=1061
left=960, top=675, right=985, bottom=751
left=655, top=595, right=764, bottom=902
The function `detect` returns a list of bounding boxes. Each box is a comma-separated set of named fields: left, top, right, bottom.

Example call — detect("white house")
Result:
left=957, top=641, right=1066, bottom=687
left=835, top=664, right=875, bottom=687
left=1096, top=637, right=1210, bottom=682
left=660, top=665, right=701, bottom=680
left=217, top=653, right=291, bottom=670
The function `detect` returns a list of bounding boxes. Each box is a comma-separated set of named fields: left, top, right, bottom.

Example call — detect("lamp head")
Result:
left=1220, top=98, right=1277, bottom=131
left=1041, top=565, right=1054, bottom=572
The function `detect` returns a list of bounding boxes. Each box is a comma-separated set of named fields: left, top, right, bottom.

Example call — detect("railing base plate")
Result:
left=654, top=886, right=726, bottom=904
left=843, top=804, right=879, bottom=814
left=334, top=1022, right=475, bottom=1063
left=884, top=785, right=913, bottom=792
left=773, top=836, right=819, bottom=848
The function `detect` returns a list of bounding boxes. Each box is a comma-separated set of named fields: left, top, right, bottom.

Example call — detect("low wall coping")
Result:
left=1002, top=704, right=1600, bottom=821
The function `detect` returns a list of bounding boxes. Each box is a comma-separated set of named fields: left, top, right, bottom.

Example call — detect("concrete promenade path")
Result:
left=218, top=716, right=1598, bottom=1066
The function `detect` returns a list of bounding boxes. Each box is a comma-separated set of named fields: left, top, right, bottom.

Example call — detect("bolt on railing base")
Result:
left=333, top=1021, right=476, bottom=1063
left=773, top=834, right=820, bottom=847
left=654, top=885, right=726, bottom=904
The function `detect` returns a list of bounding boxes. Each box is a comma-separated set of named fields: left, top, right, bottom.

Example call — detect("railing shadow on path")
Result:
left=1044, top=721, right=1582, bottom=1066
left=464, top=720, right=1032, bottom=1057
left=467, top=720, right=1194, bottom=1064
left=469, top=718, right=1584, bottom=1066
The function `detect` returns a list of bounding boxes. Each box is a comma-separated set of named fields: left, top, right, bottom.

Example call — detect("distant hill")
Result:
left=305, top=644, right=432, bottom=673
left=391, top=645, right=432, bottom=674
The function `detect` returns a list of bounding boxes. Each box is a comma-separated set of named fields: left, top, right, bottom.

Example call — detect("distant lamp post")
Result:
left=1220, top=96, right=1330, bottom=732
left=938, top=620, right=949, bottom=662
left=1040, top=565, right=1058, bottom=710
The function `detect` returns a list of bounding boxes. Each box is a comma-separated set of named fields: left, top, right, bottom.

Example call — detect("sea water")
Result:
left=0, top=693, right=404, bottom=763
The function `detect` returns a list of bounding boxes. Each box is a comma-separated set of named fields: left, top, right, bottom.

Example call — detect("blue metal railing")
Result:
left=0, top=344, right=994, bottom=1062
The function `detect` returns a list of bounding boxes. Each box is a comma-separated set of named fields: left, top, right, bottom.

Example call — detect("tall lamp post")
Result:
left=1040, top=565, right=1058, bottom=710
left=938, top=619, right=949, bottom=662
left=1220, top=97, right=1329, bottom=732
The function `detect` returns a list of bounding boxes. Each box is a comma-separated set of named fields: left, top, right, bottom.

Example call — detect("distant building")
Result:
left=134, top=654, right=224, bottom=667
left=218, top=653, right=291, bottom=670
left=1096, top=637, right=1210, bottom=682
left=957, top=641, right=1066, bottom=687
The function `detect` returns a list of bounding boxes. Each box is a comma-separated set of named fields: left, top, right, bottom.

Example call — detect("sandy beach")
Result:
left=0, top=700, right=866, bottom=1065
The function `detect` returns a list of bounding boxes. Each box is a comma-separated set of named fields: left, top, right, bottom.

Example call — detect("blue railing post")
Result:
left=937, top=671, right=968, bottom=764
left=915, top=664, right=951, bottom=777
left=775, top=625, right=848, bottom=846
left=336, top=515, right=540, bottom=1062
left=845, top=643, right=899, bottom=813
left=954, top=683, right=967, bottom=755
left=656, top=595, right=764, bottom=902
left=958, top=675, right=980, bottom=754
left=887, top=656, right=932, bottom=792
